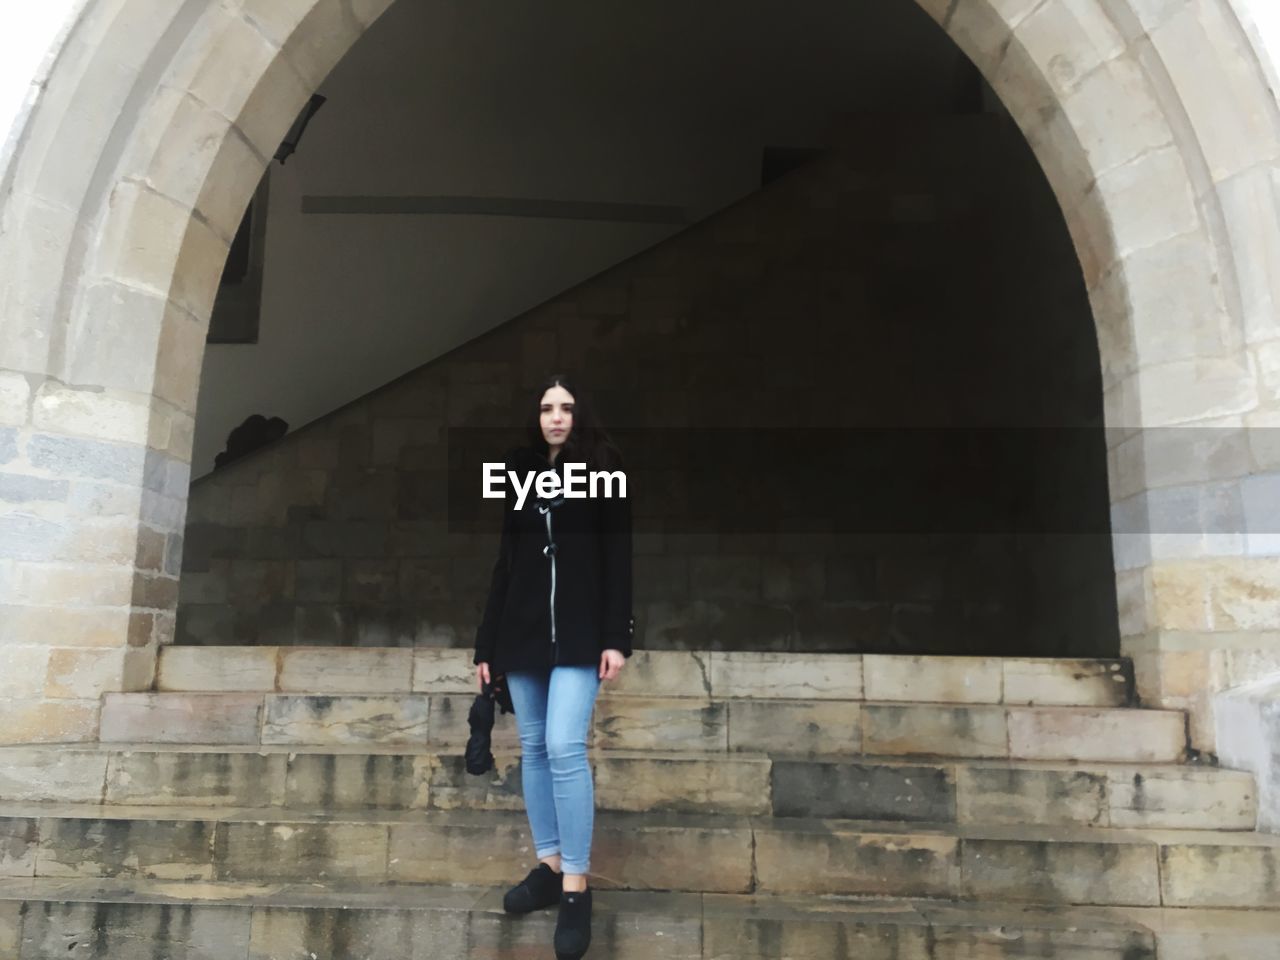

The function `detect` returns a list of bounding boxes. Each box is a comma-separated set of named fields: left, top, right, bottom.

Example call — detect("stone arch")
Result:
left=0, top=0, right=1276, bottom=750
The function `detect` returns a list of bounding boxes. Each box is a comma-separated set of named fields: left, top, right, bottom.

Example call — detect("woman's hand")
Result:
left=476, top=662, right=491, bottom=691
left=599, top=649, right=625, bottom=682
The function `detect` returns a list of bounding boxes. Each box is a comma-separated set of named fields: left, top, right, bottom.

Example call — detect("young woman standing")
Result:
left=473, top=373, right=633, bottom=960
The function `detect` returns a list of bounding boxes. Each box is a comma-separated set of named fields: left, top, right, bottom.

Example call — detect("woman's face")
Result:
left=540, top=385, right=575, bottom=448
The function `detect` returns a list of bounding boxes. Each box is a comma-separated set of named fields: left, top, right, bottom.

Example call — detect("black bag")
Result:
left=465, top=673, right=515, bottom=775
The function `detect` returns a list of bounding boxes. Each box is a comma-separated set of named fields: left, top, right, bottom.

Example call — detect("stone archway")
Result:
left=0, top=0, right=1277, bottom=752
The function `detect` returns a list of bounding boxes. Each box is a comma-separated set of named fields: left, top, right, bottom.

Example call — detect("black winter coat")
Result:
left=473, top=445, right=634, bottom=674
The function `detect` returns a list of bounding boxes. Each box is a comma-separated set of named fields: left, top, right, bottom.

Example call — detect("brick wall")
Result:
left=179, top=115, right=1118, bottom=657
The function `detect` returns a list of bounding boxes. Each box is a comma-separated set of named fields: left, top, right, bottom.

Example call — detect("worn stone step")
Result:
left=100, top=691, right=1187, bottom=762
left=156, top=646, right=1136, bottom=707
left=0, top=745, right=1255, bottom=830
left=16, top=877, right=1257, bottom=960
left=2, top=803, right=1278, bottom=909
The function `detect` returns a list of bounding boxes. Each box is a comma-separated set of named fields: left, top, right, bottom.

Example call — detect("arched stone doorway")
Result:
left=0, top=0, right=1277, bottom=755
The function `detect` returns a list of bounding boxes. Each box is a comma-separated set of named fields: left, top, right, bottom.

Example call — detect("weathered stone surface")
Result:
left=249, top=904, right=471, bottom=960
left=755, top=823, right=956, bottom=897
left=710, top=652, right=861, bottom=699
left=410, top=647, right=473, bottom=693
left=956, top=765, right=1107, bottom=827
left=262, top=694, right=429, bottom=745
left=1119, top=904, right=1280, bottom=960
left=1107, top=768, right=1257, bottom=830
left=1006, top=707, right=1186, bottom=762
left=961, top=836, right=1160, bottom=906
left=22, top=899, right=253, bottom=960
left=279, top=647, right=413, bottom=692
left=590, top=816, right=754, bottom=893
left=37, top=817, right=216, bottom=880
left=427, top=694, right=520, bottom=750
left=602, top=650, right=713, bottom=699
left=388, top=816, right=531, bottom=886
left=1002, top=658, right=1131, bottom=707
left=100, top=693, right=263, bottom=744
left=862, top=704, right=1007, bottom=758
left=156, top=646, right=278, bottom=691
left=284, top=752, right=431, bottom=810
left=0, top=818, right=37, bottom=877
left=863, top=655, right=1001, bottom=704
left=771, top=759, right=955, bottom=822
left=106, top=750, right=285, bottom=807
left=0, top=698, right=99, bottom=745
left=701, top=903, right=932, bottom=960
left=220, top=820, right=389, bottom=882
left=595, top=753, right=770, bottom=815
left=1160, top=840, right=1280, bottom=908
left=426, top=753, right=524, bottom=812
left=594, top=697, right=727, bottom=752
left=727, top=700, right=860, bottom=755
left=0, top=748, right=107, bottom=803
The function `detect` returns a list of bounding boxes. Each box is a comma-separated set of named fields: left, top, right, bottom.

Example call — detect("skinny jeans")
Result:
left=503, top=664, right=601, bottom=875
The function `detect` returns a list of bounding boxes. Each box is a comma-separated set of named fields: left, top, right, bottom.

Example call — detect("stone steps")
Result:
left=156, top=646, right=1136, bottom=706
left=0, top=745, right=1255, bottom=831
left=13, top=878, right=1277, bottom=960
left=5, top=882, right=1273, bottom=960
left=3, top=802, right=1278, bottom=909
left=99, top=690, right=1187, bottom=762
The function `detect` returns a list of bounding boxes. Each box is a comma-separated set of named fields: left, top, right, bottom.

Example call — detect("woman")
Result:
left=474, top=373, right=633, bottom=960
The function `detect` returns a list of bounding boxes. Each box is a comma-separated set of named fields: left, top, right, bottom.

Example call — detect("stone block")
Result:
left=411, top=648, right=474, bottom=693
left=426, top=752, right=524, bottom=812
left=0, top=646, right=50, bottom=698
left=105, top=749, right=285, bottom=807
left=388, top=816, right=529, bottom=886
left=1159, top=841, right=1280, bottom=907
left=1002, top=658, right=1131, bottom=706
left=710, top=652, right=861, bottom=699
left=0, top=747, right=107, bottom=803
left=590, top=817, right=754, bottom=893
left=701, top=906, right=932, bottom=960
left=428, top=694, right=520, bottom=750
left=864, top=655, right=1001, bottom=703
left=955, top=765, right=1107, bottom=827
left=24, top=900, right=253, bottom=960
left=594, top=697, right=727, bottom=752
left=1006, top=707, right=1186, bottom=762
left=278, top=647, right=412, bottom=692
left=754, top=823, right=957, bottom=897
left=595, top=754, right=770, bottom=815
left=156, top=645, right=278, bottom=691
left=284, top=752, right=432, bottom=810
left=771, top=759, right=955, bottom=822
left=0, top=899, right=17, bottom=957
left=961, top=836, right=1160, bottom=906
left=1107, top=768, right=1257, bottom=829
left=0, top=471, right=67, bottom=503
left=43, top=647, right=125, bottom=699
left=600, top=649, right=713, bottom=698
left=862, top=704, right=1008, bottom=758
left=37, top=817, right=216, bottom=880
left=0, top=698, right=100, bottom=744
left=0, top=817, right=37, bottom=877
left=100, top=693, right=263, bottom=744
left=249, top=905, right=470, bottom=960
left=219, top=820, right=389, bottom=881
left=262, top=694, right=429, bottom=745
left=727, top=700, right=860, bottom=755
left=0, top=372, right=30, bottom=427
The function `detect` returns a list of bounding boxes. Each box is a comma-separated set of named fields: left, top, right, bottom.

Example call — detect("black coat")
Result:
left=473, top=445, right=634, bottom=675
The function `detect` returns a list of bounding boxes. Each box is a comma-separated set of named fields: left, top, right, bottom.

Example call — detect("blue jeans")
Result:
left=503, top=665, right=601, bottom=875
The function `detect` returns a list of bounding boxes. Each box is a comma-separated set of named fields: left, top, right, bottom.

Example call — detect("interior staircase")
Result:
left=1, top=648, right=1277, bottom=958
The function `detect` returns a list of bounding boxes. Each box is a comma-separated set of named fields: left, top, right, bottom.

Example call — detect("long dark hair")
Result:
left=525, top=373, right=623, bottom=472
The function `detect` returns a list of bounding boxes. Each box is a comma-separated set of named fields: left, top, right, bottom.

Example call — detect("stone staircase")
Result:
left=1, top=649, right=1277, bottom=957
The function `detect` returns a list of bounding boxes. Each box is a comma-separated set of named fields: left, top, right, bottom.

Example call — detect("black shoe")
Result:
left=502, top=862, right=562, bottom=914
left=554, top=887, right=592, bottom=959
